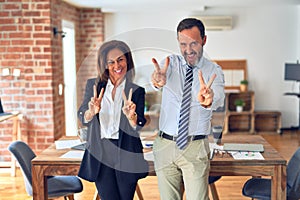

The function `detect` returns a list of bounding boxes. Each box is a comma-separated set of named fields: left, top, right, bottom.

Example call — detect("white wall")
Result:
left=104, top=5, right=300, bottom=128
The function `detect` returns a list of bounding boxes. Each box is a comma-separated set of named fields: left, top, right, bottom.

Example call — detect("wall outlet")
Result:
left=2, top=68, right=10, bottom=76
left=13, top=69, right=21, bottom=77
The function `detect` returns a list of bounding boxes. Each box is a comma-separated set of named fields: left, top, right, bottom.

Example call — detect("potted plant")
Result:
left=240, top=79, right=248, bottom=92
left=234, top=99, right=245, bottom=112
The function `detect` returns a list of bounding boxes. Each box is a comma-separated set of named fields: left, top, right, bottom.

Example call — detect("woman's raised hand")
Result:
left=122, top=88, right=137, bottom=121
left=88, top=85, right=104, bottom=115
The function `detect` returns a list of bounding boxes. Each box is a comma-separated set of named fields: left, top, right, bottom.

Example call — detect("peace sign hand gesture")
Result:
left=122, top=88, right=137, bottom=124
left=85, top=85, right=104, bottom=121
left=197, top=71, right=216, bottom=108
left=151, top=57, right=170, bottom=89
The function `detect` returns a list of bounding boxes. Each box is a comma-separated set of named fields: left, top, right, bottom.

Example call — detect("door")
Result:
left=62, top=20, right=77, bottom=136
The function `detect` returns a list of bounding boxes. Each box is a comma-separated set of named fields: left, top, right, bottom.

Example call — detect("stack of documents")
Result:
left=54, top=139, right=85, bottom=159
left=230, top=151, right=264, bottom=160
left=209, top=142, right=265, bottom=160
left=223, top=143, right=264, bottom=152
left=60, top=151, right=84, bottom=159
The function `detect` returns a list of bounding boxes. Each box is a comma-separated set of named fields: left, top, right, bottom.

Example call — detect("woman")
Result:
left=77, top=40, right=148, bottom=200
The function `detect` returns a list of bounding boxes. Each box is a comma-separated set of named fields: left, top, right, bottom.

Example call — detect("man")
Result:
left=151, top=18, right=225, bottom=200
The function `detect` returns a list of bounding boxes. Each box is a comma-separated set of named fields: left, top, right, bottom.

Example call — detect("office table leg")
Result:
left=94, top=190, right=100, bottom=200
left=271, top=164, right=286, bottom=200
left=135, top=183, right=144, bottom=200
left=32, top=165, right=47, bottom=200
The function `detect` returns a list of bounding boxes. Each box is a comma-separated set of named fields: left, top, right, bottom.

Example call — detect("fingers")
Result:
left=128, top=88, right=132, bottom=102
left=122, top=88, right=133, bottom=103
left=93, top=85, right=97, bottom=98
left=198, top=71, right=217, bottom=89
left=197, top=71, right=216, bottom=107
left=161, top=57, right=170, bottom=74
left=151, top=57, right=169, bottom=89
left=207, top=74, right=216, bottom=89
left=152, top=58, right=160, bottom=72
left=122, top=90, right=127, bottom=102
left=89, top=86, right=103, bottom=115
left=198, top=70, right=205, bottom=86
left=98, top=88, right=104, bottom=101
left=122, top=89, right=136, bottom=118
left=152, top=57, right=170, bottom=74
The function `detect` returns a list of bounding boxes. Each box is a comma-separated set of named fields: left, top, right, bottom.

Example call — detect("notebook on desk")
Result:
left=71, top=141, right=87, bottom=151
left=223, top=143, right=264, bottom=152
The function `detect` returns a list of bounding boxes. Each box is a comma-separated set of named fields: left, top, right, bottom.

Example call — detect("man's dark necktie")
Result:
left=176, top=65, right=193, bottom=150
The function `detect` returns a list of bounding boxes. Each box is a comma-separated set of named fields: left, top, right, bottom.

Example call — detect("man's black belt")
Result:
left=158, top=131, right=206, bottom=142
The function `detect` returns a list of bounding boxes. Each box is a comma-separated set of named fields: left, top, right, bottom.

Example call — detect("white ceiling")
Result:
left=63, top=0, right=300, bottom=13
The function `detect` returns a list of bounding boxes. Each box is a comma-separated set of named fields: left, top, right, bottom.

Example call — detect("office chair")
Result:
left=242, top=147, right=300, bottom=200
left=0, top=98, right=4, bottom=113
left=8, top=140, right=83, bottom=200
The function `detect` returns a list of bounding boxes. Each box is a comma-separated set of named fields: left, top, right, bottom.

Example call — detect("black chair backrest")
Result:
left=8, top=141, right=36, bottom=189
left=287, top=147, right=300, bottom=199
left=0, top=98, right=4, bottom=113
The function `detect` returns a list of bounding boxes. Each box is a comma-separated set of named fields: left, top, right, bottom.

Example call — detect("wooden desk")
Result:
left=0, top=111, right=21, bottom=176
left=210, top=135, right=286, bottom=200
left=32, top=135, right=286, bottom=200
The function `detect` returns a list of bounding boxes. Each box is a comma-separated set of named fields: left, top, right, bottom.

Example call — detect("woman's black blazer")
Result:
left=77, top=78, right=148, bottom=183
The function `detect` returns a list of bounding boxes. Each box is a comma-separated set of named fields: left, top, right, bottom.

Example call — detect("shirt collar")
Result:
left=107, top=78, right=126, bottom=89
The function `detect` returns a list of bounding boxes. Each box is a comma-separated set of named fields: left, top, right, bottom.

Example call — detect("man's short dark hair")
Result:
left=177, top=18, right=205, bottom=39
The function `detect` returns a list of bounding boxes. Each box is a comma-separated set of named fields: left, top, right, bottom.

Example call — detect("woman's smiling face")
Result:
left=106, top=48, right=128, bottom=85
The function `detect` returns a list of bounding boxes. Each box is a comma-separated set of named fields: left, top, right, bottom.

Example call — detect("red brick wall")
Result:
left=51, top=0, right=80, bottom=140
left=0, top=0, right=104, bottom=161
left=0, top=0, right=28, bottom=161
left=77, top=9, right=104, bottom=114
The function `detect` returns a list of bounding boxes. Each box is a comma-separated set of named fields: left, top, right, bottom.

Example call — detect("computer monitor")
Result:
left=284, top=63, right=300, bottom=81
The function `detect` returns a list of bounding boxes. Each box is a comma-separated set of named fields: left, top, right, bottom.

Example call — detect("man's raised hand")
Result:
left=151, top=57, right=170, bottom=88
left=197, top=71, right=216, bottom=107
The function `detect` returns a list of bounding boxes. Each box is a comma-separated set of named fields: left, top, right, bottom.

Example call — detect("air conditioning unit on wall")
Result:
left=191, top=16, right=233, bottom=31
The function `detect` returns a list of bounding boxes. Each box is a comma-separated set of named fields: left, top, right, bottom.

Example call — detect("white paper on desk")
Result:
left=144, top=151, right=154, bottom=161
left=230, top=151, right=264, bottom=160
left=60, top=151, right=84, bottom=159
left=209, top=143, right=224, bottom=151
left=209, top=143, right=224, bottom=160
left=55, top=139, right=81, bottom=149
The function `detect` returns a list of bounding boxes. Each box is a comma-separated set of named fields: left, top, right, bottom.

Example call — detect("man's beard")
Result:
left=184, top=50, right=203, bottom=66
